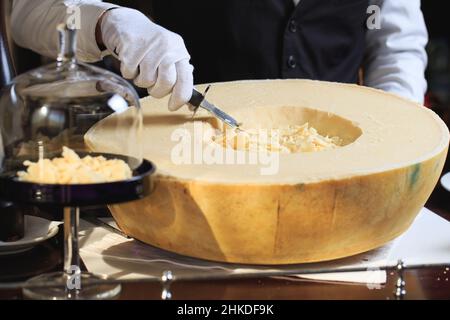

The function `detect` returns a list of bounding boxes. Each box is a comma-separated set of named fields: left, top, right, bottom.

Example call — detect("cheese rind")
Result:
left=108, top=152, right=444, bottom=264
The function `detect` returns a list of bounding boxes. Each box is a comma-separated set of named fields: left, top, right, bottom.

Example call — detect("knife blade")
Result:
left=189, top=88, right=241, bottom=130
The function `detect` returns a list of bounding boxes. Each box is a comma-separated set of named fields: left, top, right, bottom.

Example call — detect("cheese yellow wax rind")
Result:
left=86, top=80, right=449, bottom=264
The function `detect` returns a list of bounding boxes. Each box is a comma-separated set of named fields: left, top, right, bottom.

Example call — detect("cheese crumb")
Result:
left=17, top=147, right=132, bottom=184
left=214, top=123, right=342, bottom=153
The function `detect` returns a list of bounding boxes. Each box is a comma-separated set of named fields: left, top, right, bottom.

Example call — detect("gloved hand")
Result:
left=100, top=8, right=194, bottom=111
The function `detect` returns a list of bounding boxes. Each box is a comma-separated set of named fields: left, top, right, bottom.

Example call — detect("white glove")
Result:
left=101, top=8, right=194, bottom=111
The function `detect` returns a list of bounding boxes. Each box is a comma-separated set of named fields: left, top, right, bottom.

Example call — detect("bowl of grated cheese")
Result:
left=17, top=146, right=133, bottom=185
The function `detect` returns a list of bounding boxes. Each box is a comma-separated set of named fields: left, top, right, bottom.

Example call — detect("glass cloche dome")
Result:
left=0, top=25, right=143, bottom=181
left=0, top=24, right=154, bottom=300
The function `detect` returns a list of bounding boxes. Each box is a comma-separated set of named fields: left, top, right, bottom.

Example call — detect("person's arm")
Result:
left=364, top=0, right=428, bottom=104
left=11, top=0, right=118, bottom=62
left=11, top=0, right=194, bottom=111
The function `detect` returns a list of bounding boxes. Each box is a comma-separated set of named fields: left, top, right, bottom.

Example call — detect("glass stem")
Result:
left=64, top=207, right=80, bottom=275
left=57, top=24, right=78, bottom=68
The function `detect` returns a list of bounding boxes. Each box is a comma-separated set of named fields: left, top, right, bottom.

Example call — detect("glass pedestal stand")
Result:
left=0, top=157, right=155, bottom=300
left=23, top=207, right=121, bottom=300
left=0, top=23, right=150, bottom=300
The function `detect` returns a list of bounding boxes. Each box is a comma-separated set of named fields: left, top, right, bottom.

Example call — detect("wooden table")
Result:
left=1, top=121, right=449, bottom=300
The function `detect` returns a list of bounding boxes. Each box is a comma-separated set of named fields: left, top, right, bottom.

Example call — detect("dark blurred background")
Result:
left=422, top=3, right=450, bottom=120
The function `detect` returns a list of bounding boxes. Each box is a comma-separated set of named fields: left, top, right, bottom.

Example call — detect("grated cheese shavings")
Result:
left=214, top=123, right=342, bottom=153
left=17, top=147, right=132, bottom=184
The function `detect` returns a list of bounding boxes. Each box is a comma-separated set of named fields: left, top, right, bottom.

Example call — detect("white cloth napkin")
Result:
left=79, top=208, right=450, bottom=285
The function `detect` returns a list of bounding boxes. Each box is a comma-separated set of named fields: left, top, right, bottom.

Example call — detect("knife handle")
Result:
left=189, top=89, right=205, bottom=107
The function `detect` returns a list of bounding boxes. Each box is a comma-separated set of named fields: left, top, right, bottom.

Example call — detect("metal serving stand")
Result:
left=1, top=251, right=447, bottom=300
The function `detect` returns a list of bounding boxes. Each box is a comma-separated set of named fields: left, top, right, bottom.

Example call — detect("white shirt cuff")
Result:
left=77, top=3, right=119, bottom=62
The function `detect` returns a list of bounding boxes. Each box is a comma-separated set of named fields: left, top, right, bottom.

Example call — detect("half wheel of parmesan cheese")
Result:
left=85, top=80, right=449, bottom=264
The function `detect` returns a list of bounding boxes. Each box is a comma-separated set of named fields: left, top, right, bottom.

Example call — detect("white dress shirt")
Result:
left=11, top=0, right=428, bottom=103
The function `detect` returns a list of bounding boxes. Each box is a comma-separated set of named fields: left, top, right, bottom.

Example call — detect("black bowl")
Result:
left=0, top=154, right=155, bottom=207
left=0, top=201, right=24, bottom=242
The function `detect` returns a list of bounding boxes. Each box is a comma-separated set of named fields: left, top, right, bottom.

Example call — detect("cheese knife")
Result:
left=189, top=88, right=241, bottom=130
